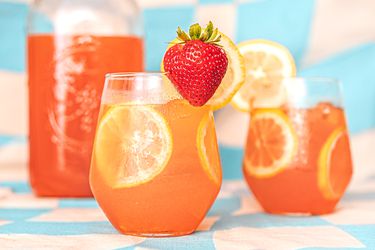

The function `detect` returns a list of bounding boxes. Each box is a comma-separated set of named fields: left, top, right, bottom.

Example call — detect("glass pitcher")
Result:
left=27, top=0, right=144, bottom=197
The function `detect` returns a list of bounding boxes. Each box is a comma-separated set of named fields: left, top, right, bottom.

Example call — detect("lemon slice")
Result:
left=197, top=112, right=222, bottom=184
left=231, top=39, right=296, bottom=112
left=318, top=127, right=353, bottom=200
left=94, top=104, right=173, bottom=188
left=243, top=109, right=298, bottom=178
left=161, top=33, right=245, bottom=111
left=207, top=33, right=246, bottom=110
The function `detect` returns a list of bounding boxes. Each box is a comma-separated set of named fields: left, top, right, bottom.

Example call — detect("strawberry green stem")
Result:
left=175, top=21, right=222, bottom=45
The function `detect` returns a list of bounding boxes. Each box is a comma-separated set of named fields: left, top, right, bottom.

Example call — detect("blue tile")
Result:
left=0, top=2, right=28, bottom=72
left=0, top=208, right=50, bottom=221
left=212, top=213, right=329, bottom=230
left=342, top=191, right=375, bottom=202
left=116, top=247, right=137, bottom=250
left=219, top=144, right=244, bottom=180
left=300, top=43, right=375, bottom=133
left=0, top=135, right=26, bottom=146
left=28, top=7, right=54, bottom=33
left=0, top=135, right=15, bottom=146
left=208, top=197, right=242, bottom=216
left=236, top=0, right=316, bottom=66
left=0, top=221, right=116, bottom=235
left=0, top=181, right=31, bottom=194
left=58, top=198, right=99, bottom=208
left=199, top=0, right=233, bottom=4
left=129, top=231, right=215, bottom=250
left=143, top=6, right=195, bottom=71
left=339, top=225, right=375, bottom=249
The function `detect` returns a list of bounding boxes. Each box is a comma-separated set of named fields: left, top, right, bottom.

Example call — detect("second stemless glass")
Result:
left=243, top=78, right=353, bottom=215
left=90, top=73, right=222, bottom=236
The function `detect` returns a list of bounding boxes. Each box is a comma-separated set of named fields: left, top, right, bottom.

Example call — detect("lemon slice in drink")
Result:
left=318, top=127, right=353, bottom=200
left=243, top=109, right=298, bottom=178
left=161, top=33, right=245, bottom=110
left=231, top=39, right=296, bottom=112
left=94, top=104, right=173, bottom=188
left=197, top=112, right=222, bottom=184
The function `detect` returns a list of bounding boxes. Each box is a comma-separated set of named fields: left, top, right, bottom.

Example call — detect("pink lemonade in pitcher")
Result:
left=28, top=35, right=143, bottom=197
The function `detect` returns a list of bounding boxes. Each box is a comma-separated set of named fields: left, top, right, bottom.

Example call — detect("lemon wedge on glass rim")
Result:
left=161, top=32, right=246, bottom=110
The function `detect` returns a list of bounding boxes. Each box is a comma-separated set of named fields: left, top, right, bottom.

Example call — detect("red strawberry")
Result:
left=163, top=22, right=228, bottom=106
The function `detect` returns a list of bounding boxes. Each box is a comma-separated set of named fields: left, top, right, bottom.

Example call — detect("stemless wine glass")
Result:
left=90, top=72, right=222, bottom=236
left=243, top=78, right=353, bottom=215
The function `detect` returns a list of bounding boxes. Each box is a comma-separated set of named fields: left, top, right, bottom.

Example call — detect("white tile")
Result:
left=0, top=234, right=145, bottom=250
left=349, top=129, right=375, bottom=188
left=195, top=4, right=237, bottom=41
left=221, top=180, right=248, bottom=193
left=218, top=180, right=249, bottom=198
left=0, top=163, right=27, bottom=182
left=0, top=188, right=12, bottom=199
left=0, top=143, right=27, bottom=167
left=0, top=71, right=27, bottom=136
left=137, top=0, right=198, bottom=9
left=348, top=180, right=375, bottom=193
left=0, top=194, right=58, bottom=209
left=322, top=207, right=375, bottom=225
left=302, top=0, right=375, bottom=66
left=215, top=105, right=249, bottom=147
left=232, top=195, right=262, bottom=215
left=323, top=200, right=375, bottom=225
left=29, top=208, right=107, bottom=222
left=0, top=220, right=11, bottom=226
left=213, top=226, right=364, bottom=250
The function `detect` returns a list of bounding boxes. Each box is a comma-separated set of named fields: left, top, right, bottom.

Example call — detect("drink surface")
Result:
left=28, top=34, right=143, bottom=197
left=243, top=102, right=353, bottom=214
left=90, top=99, right=222, bottom=236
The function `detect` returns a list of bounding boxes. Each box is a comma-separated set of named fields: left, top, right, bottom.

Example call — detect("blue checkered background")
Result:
left=0, top=0, right=374, bottom=249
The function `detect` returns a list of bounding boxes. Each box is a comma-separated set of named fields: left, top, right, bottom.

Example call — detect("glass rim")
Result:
left=282, top=77, right=340, bottom=84
left=102, top=71, right=182, bottom=104
left=105, top=72, right=168, bottom=79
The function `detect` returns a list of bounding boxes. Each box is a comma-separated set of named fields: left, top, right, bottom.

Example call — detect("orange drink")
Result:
left=243, top=78, right=353, bottom=214
left=28, top=35, right=143, bottom=197
left=90, top=73, right=222, bottom=236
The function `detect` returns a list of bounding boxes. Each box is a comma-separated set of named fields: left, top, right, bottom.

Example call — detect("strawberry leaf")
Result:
left=207, top=28, right=218, bottom=43
left=189, top=23, right=202, bottom=40
left=200, top=31, right=209, bottom=41
left=177, top=27, right=190, bottom=42
left=205, top=21, right=214, bottom=38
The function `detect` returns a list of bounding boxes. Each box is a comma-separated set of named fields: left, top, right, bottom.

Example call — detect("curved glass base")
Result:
left=117, top=230, right=195, bottom=237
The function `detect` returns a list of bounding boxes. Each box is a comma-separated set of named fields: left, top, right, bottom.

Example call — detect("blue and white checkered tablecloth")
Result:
left=1, top=163, right=374, bottom=249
